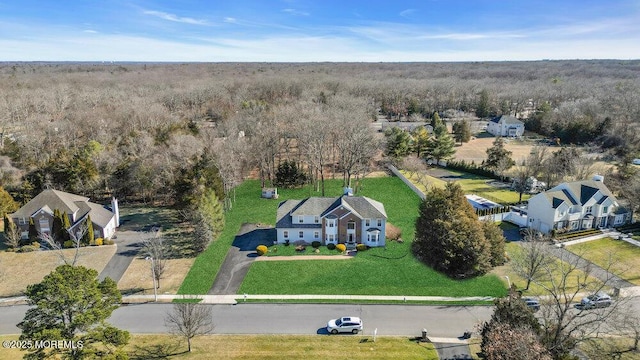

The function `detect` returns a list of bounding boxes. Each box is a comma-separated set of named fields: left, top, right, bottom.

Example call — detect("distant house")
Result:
left=526, top=176, right=631, bottom=233
left=9, top=189, right=120, bottom=241
left=276, top=193, right=387, bottom=248
left=487, top=115, right=525, bottom=137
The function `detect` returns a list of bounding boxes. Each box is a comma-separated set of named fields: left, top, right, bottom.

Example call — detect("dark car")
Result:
left=523, top=297, right=540, bottom=311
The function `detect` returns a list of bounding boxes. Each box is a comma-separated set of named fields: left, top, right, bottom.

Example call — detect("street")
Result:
left=0, top=303, right=493, bottom=338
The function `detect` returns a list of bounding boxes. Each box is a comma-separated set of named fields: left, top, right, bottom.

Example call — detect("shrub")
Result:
left=386, top=222, right=402, bottom=241
left=336, top=244, right=346, bottom=253
left=95, top=238, right=103, bottom=246
left=256, top=245, right=268, bottom=256
left=18, top=245, right=39, bottom=252
left=284, top=240, right=290, bottom=246
left=356, top=244, right=367, bottom=251
left=327, top=243, right=336, bottom=250
left=63, top=240, right=74, bottom=248
left=314, top=248, right=320, bottom=254
left=103, top=239, right=114, bottom=245
left=295, top=245, right=306, bottom=252
left=311, top=241, right=321, bottom=248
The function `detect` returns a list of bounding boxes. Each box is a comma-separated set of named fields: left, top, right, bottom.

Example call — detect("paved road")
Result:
left=98, top=231, right=146, bottom=283
left=0, top=303, right=493, bottom=338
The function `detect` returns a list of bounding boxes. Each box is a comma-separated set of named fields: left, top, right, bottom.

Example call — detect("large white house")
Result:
left=276, top=194, right=387, bottom=248
left=526, top=176, right=631, bottom=233
left=487, top=115, right=525, bottom=137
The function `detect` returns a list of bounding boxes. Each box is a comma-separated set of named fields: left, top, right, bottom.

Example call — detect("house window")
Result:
left=585, top=206, right=592, bottom=214
left=299, top=231, right=304, bottom=238
left=614, top=216, right=624, bottom=225
left=298, top=216, right=304, bottom=223
left=314, top=216, right=319, bottom=224
left=571, top=221, right=579, bottom=230
left=21, top=231, right=29, bottom=240
left=365, top=219, right=370, bottom=226
left=327, top=234, right=334, bottom=242
left=377, top=219, right=382, bottom=227
left=314, top=231, right=319, bottom=239
left=347, top=221, right=355, bottom=230
left=328, top=220, right=335, bottom=227
left=283, top=231, right=289, bottom=239
left=603, top=206, right=608, bottom=213
left=367, top=231, right=379, bottom=242
left=18, top=217, right=26, bottom=225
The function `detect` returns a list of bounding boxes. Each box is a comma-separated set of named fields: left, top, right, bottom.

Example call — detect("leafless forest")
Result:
left=0, top=61, right=639, bottom=205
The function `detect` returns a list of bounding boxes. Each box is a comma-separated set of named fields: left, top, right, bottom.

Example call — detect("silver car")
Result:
left=579, top=292, right=612, bottom=309
left=327, top=316, right=363, bottom=334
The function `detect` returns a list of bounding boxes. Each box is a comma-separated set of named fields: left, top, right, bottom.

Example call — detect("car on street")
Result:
left=327, top=316, right=363, bottom=334
left=523, top=297, right=540, bottom=311
left=576, top=292, right=612, bottom=309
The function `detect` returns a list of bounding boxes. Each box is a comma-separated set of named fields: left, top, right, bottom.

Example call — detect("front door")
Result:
left=347, top=233, right=354, bottom=244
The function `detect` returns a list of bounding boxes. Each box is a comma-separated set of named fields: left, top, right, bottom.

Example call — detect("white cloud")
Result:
left=223, top=17, right=237, bottom=23
left=83, top=30, right=98, bottom=34
left=282, top=8, right=309, bottom=16
left=143, top=10, right=209, bottom=25
left=399, top=9, right=416, bottom=18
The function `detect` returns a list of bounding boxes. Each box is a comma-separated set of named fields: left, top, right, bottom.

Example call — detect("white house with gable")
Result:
left=526, top=175, right=631, bottom=233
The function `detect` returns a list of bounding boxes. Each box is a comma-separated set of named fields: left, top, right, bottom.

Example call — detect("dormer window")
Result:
left=314, top=216, right=319, bottom=224
left=298, top=216, right=304, bottom=223
left=603, top=206, right=608, bottom=213
left=585, top=206, right=592, bottom=214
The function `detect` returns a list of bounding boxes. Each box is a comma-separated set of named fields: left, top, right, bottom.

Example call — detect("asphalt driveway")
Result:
left=98, top=230, right=146, bottom=283
left=208, top=224, right=275, bottom=295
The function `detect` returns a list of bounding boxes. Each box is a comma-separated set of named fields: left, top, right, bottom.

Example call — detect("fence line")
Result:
left=387, top=164, right=426, bottom=200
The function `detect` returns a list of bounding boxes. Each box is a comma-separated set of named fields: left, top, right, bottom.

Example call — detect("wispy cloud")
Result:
left=223, top=17, right=237, bottom=24
left=83, top=30, right=98, bottom=34
left=282, top=8, right=309, bottom=16
left=143, top=10, right=209, bottom=25
left=399, top=9, right=416, bottom=18
left=419, top=32, right=526, bottom=40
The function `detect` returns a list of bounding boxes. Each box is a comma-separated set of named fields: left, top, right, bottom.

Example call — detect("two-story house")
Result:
left=9, top=189, right=120, bottom=241
left=275, top=194, right=387, bottom=247
left=487, top=115, right=525, bottom=137
left=526, top=176, right=631, bottom=233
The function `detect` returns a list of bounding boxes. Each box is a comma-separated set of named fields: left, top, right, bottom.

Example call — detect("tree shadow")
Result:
left=129, top=341, right=185, bottom=360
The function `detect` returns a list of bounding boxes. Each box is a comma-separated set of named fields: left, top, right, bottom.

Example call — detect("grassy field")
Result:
left=0, top=334, right=438, bottom=360
left=490, top=243, right=605, bottom=296
left=400, top=169, right=528, bottom=204
left=0, top=245, right=116, bottom=297
left=566, top=238, right=640, bottom=286
left=180, top=176, right=507, bottom=297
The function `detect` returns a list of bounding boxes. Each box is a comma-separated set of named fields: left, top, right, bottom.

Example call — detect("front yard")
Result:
left=566, top=238, right=640, bottom=286
left=180, top=176, right=508, bottom=298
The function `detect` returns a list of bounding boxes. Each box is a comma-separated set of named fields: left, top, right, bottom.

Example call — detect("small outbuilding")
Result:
left=261, top=188, right=279, bottom=199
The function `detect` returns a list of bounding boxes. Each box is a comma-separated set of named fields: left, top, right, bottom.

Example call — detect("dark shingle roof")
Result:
left=276, top=195, right=387, bottom=228
left=490, top=115, right=524, bottom=125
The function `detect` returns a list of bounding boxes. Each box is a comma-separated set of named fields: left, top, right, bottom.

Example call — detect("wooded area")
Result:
left=0, top=60, right=638, bottom=207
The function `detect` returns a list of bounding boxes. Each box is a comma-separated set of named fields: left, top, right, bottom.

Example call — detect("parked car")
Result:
left=523, top=297, right=540, bottom=312
left=327, top=316, right=363, bottom=334
left=577, top=292, right=612, bottom=309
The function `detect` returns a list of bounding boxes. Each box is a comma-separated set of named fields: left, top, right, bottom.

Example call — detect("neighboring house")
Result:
left=486, top=115, right=525, bottom=137
left=9, top=189, right=120, bottom=241
left=276, top=193, right=387, bottom=247
left=526, top=176, right=631, bottom=233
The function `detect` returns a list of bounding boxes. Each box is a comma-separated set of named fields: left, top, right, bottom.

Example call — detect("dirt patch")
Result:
left=455, top=137, right=553, bottom=163
left=117, top=257, right=195, bottom=295
left=0, top=245, right=117, bottom=297
left=255, top=255, right=353, bottom=261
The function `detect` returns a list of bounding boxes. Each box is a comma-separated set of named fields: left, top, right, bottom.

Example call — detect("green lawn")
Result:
left=566, top=237, right=640, bottom=286
left=180, top=176, right=508, bottom=297
left=400, top=169, right=528, bottom=204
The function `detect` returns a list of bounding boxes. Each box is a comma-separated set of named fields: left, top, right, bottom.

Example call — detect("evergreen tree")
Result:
left=485, top=137, right=515, bottom=170
left=476, top=89, right=491, bottom=118
left=192, top=188, right=225, bottom=253
left=384, top=127, right=412, bottom=159
left=0, top=186, right=19, bottom=217
left=412, top=182, right=491, bottom=278
left=173, top=152, right=225, bottom=208
left=430, top=111, right=443, bottom=129
left=28, top=217, right=38, bottom=244
left=425, top=123, right=456, bottom=163
left=452, top=120, right=472, bottom=144
left=275, top=160, right=308, bottom=188
left=483, top=220, right=507, bottom=266
left=83, top=215, right=95, bottom=245
left=61, top=211, right=71, bottom=242
left=410, top=126, right=430, bottom=158
left=52, top=209, right=64, bottom=243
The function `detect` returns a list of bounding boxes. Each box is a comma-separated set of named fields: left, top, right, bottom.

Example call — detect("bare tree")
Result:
left=39, top=224, right=88, bottom=266
left=165, top=302, right=214, bottom=352
left=2, top=219, right=21, bottom=249
left=142, top=231, right=166, bottom=289
left=511, top=230, right=555, bottom=290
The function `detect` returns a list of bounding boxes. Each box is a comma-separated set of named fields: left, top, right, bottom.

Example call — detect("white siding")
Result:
left=276, top=228, right=319, bottom=244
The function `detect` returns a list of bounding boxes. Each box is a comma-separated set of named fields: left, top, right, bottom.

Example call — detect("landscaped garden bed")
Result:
left=552, top=229, right=602, bottom=242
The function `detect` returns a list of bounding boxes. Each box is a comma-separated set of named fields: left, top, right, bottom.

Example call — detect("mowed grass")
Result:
left=491, top=243, right=605, bottom=296
left=239, top=176, right=507, bottom=297
left=567, top=238, right=640, bottom=285
left=0, top=334, right=439, bottom=360
left=180, top=176, right=507, bottom=297
left=400, top=169, right=528, bottom=204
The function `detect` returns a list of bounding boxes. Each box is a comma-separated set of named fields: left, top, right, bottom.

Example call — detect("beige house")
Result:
left=10, top=189, right=120, bottom=241
left=276, top=194, right=387, bottom=247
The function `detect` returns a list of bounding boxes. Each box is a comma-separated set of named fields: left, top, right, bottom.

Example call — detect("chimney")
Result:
left=111, top=197, right=120, bottom=227
left=592, top=174, right=604, bottom=183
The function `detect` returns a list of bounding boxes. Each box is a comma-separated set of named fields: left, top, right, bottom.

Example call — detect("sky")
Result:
left=1, top=0, right=639, bottom=62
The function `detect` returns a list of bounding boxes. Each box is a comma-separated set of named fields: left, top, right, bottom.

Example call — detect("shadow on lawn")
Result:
left=130, top=341, right=186, bottom=359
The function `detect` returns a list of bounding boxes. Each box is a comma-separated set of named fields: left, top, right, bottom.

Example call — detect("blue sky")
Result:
left=1, top=0, right=639, bottom=61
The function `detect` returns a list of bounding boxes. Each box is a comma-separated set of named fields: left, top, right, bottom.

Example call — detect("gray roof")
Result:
left=276, top=195, right=387, bottom=228
left=543, top=180, right=615, bottom=208
left=10, top=189, right=115, bottom=228
left=490, top=115, right=524, bottom=125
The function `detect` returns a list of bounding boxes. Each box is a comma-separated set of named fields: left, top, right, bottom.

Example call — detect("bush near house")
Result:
left=327, top=243, right=336, bottom=250
left=256, top=245, right=268, bottom=256
left=356, top=244, right=367, bottom=251
left=336, top=244, right=346, bottom=253
left=311, top=241, right=321, bottom=249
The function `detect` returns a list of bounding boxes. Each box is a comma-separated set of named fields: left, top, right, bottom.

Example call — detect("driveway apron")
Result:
left=98, top=231, right=145, bottom=283
left=432, top=341, right=473, bottom=360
